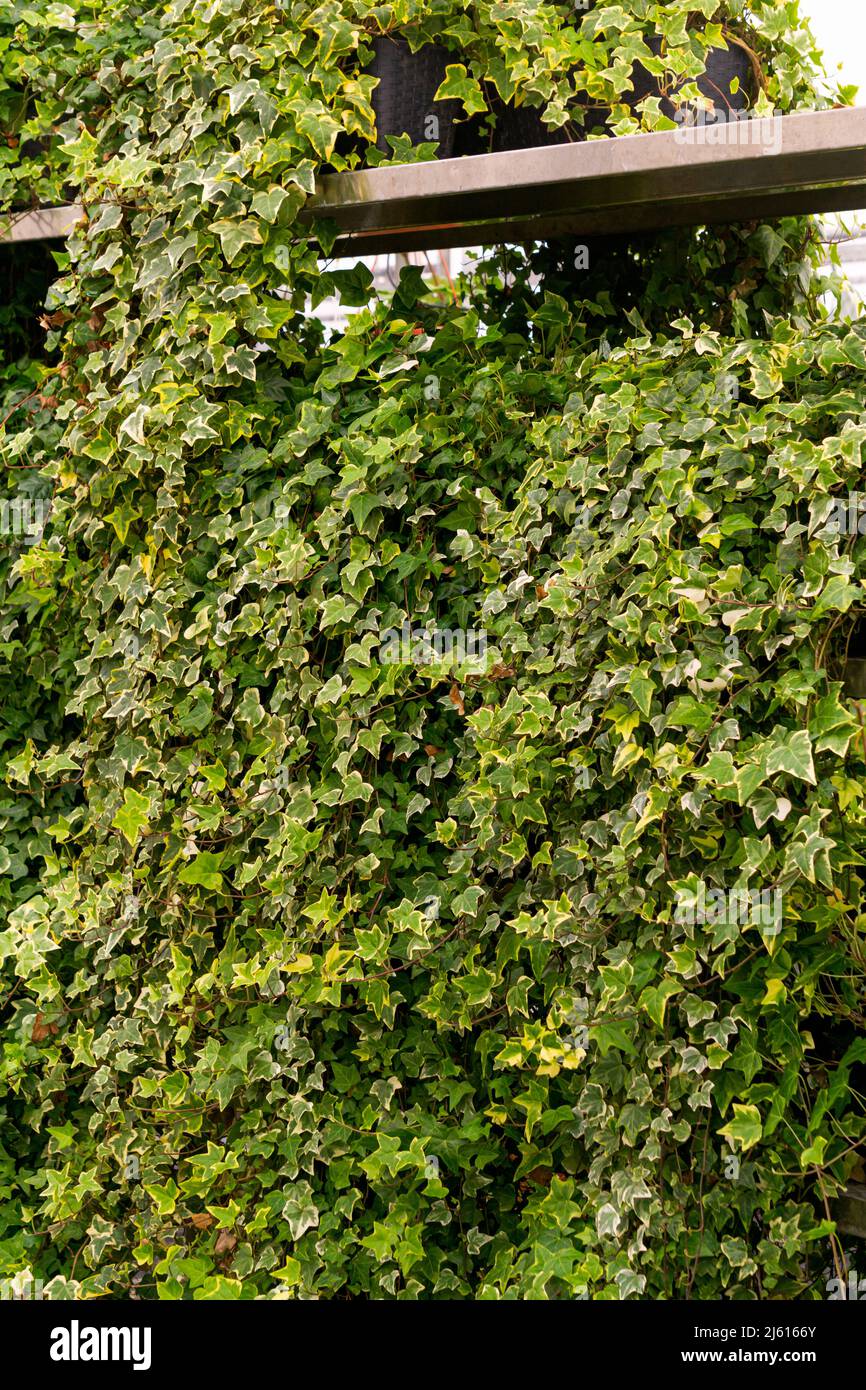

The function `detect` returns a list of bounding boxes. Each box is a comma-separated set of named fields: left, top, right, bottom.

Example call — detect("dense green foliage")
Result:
left=1, top=0, right=864, bottom=1300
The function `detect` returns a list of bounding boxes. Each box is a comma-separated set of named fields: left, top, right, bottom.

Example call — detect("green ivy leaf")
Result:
left=178, top=852, right=225, bottom=891
left=718, top=1105, right=763, bottom=1153
left=764, top=729, right=816, bottom=785
left=112, top=788, right=151, bottom=845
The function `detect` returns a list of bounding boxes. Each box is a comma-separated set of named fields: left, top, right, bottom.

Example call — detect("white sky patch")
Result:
left=802, top=0, right=866, bottom=100
left=801, top=0, right=865, bottom=279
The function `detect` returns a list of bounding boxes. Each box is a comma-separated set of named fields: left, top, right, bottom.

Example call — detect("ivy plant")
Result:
left=0, top=0, right=863, bottom=1301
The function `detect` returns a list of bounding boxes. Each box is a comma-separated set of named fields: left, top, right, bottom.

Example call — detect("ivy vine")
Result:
left=0, top=0, right=863, bottom=1301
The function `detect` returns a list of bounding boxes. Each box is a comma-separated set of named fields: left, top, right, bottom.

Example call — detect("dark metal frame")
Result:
left=3, top=109, right=865, bottom=261
left=303, top=107, right=866, bottom=254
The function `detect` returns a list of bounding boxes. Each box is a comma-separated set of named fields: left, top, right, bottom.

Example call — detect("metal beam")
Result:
left=3, top=109, right=864, bottom=256
left=304, top=107, right=866, bottom=255
left=835, top=1183, right=866, bottom=1240
left=0, top=205, right=83, bottom=244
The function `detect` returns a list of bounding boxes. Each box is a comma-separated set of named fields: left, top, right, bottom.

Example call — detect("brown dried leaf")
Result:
left=449, top=683, right=465, bottom=717
left=525, top=1166, right=553, bottom=1187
